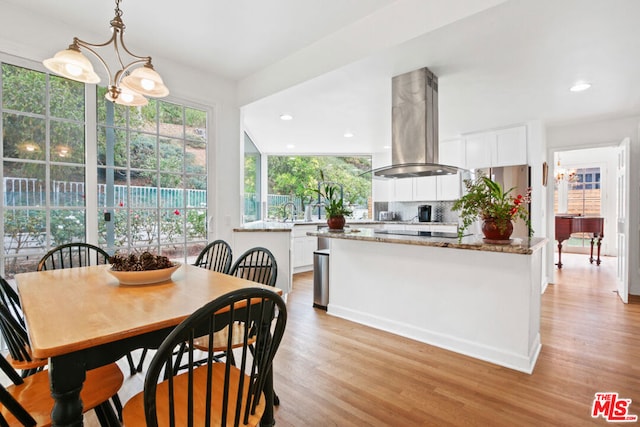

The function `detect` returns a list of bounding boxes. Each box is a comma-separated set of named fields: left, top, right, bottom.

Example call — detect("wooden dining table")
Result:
left=15, top=263, right=282, bottom=427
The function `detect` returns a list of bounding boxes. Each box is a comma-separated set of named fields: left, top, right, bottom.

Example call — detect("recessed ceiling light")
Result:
left=383, top=145, right=391, bottom=150
left=280, top=114, right=293, bottom=121
left=286, top=144, right=295, bottom=149
left=570, top=81, right=591, bottom=92
left=343, top=132, right=354, bottom=138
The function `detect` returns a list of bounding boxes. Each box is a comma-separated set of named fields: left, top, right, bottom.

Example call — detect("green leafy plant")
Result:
left=316, top=183, right=352, bottom=218
left=452, top=173, right=532, bottom=240
left=312, top=172, right=352, bottom=218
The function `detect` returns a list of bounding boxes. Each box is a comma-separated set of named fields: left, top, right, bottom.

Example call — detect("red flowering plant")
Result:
left=452, top=173, right=532, bottom=240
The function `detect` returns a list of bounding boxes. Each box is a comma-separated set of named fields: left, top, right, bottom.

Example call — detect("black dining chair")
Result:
left=121, top=287, right=287, bottom=427
left=229, top=246, right=278, bottom=287
left=0, top=277, right=47, bottom=378
left=179, top=246, right=282, bottom=404
left=36, top=243, right=141, bottom=376
left=193, top=240, right=233, bottom=274
left=182, top=246, right=278, bottom=367
left=37, top=242, right=111, bottom=271
left=0, top=302, right=124, bottom=426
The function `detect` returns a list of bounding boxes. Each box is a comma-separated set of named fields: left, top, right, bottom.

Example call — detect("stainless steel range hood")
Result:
left=371, top=67, right=462, bottom=178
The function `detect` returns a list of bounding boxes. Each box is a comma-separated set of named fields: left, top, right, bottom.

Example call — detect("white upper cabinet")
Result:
left=414, top=176, right=437, bottom=200
left=494, top=126, right=527, bottom=166
left=464, top=125, right=527, bottom=169
left=464, top=133, right=494, bottom=169
left=373, top=177, right=391, bottom=201
left=437, top=173, right=461, bottom=200
left=393, top=178, right=414, bottom=201
left=439, top=139, right=465, bottom=168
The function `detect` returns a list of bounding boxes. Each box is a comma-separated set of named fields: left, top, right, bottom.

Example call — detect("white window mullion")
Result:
left=85, top=86, right=98, bottom=245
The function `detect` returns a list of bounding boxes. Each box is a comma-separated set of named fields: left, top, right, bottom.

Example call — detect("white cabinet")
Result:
left=292, top=225, right=317, bottom=272
left=413, top=173, right=461, bottom=201
left=373, top=177, right=391, bottom=202
left=494, top=126, right=527, bottom=167
left=464, top=133, right=494, bottom=169
left=430, top=223, right=458, bottom=233
left=413, top=177, right=437, bottom=200
left=404, top=223, right=458, bottom=233
left=464, top=125, right=527, bottom=169
left=383, top=223, right=406, bottom=231
left=437, top=174, right=461, bottom=200
left=393, top=179, right=414, bottom=201
left=439, top=139, right=465, bottom=167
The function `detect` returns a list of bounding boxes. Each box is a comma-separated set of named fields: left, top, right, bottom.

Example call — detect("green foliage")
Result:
left=3, top=210, right=45, bottom=254
left=2, top=63, right=46, bottom=114
left=452, top=173, right=532, bottom=240
left=313, top=179, right=352, bottom=218
left=49, top=210, right=85, bottom=245
left=267, top=155, right=371, bottom=211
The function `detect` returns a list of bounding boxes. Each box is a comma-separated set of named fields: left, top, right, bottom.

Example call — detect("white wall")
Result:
left=546, top=115, right=640, bottom=296
left=0, top=2, right=241, bottom=244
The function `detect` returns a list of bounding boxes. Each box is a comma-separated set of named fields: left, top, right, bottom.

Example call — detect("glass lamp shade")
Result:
left=43, top=48, right=101, bottom=84
left=121, top=65, right=169, bottom=98
left=105, top=85, right=148, bottom=107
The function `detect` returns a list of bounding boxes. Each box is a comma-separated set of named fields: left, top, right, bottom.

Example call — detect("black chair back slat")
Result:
left=37, top=242, right=110, bottom=271
left=0, top=279, right=36, bottom=367
left=193, top=240, right=232, bottom=274
left=141, top=288, right=287, bottom=427
left=229, top=247, right=277, bottom=287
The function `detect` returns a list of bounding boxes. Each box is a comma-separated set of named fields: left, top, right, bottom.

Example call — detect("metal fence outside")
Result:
left=3, top=177, right=207, bottom=208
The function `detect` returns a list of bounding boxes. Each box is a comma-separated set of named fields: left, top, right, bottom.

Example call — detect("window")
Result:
left=244, top=133, right=261, bottom=222
left=96, top=89, right=209, bottom=261
left=1, top=63, right=87, bottom=279
left=0, top=59, right=212, bottom=280
left=266, top=155, right=371, bottom=221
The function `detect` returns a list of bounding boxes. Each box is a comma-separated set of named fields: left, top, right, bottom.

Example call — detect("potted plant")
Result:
left=452, top=173, right=532, bottom=242
left=314, top=181, right=352, bottom=230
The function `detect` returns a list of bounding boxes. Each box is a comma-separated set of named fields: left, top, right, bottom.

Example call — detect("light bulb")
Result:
left=121, top=92, right=134, bottom=103
left=141, top=78, right=155, bottom=91
left=64, top=63, right=83, bottom=77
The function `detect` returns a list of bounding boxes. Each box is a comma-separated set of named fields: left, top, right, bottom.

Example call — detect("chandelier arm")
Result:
left=113, top=29, right=152, bottom=86
left=116, top=27, right=153, bottom=63
left=73, top=36, right=118, bottom=85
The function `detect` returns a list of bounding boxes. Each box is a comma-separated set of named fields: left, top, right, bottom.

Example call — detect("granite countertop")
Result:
left=307, top=227, right=547, bottom=255
left=233, top=219, right=458, bottom=232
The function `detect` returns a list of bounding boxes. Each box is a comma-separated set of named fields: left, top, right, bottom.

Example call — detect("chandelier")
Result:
left=555, top=159, right=576, bottom=184
left=43, top=0, right=169, bottom=106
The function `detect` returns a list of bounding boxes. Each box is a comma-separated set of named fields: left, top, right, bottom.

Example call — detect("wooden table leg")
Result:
left=49, top=354, right=85, bottom=427
left=589, top=237, right=595, bottom=264
left=556, top=241, right=563, bottom=269
left=596, top=236, right=603, bottom=266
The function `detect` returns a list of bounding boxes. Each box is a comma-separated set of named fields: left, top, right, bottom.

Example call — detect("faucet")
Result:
left=282, top=202, right=297, bottom=222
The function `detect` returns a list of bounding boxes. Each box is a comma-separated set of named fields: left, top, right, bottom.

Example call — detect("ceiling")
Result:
left=243, top=0, right=640, bottom=154
left=4, top=0, right=640, bottom=156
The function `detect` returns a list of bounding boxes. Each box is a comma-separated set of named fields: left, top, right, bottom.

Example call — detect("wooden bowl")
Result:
left=107, top=263, right=181, bottom=285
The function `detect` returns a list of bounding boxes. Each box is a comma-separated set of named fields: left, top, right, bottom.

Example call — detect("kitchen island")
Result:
left=307, top=227, right=547, bottom=373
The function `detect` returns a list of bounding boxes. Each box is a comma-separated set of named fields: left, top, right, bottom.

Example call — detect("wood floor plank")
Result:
left=78, top=253, right=637, bottom=426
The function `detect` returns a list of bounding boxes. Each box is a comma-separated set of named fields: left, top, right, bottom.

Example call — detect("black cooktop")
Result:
left=374, top=230, right=467, bottom=239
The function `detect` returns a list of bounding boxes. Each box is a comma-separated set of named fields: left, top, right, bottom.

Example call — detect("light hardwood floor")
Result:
left=82, top=253, right=639, bottom=426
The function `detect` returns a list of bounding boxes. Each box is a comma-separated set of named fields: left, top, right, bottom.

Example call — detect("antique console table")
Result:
left=555, top=215, right=604, bottom=269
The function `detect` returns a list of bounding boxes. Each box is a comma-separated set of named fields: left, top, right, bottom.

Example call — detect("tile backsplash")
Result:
left=374, top=201, right=459, bottom=223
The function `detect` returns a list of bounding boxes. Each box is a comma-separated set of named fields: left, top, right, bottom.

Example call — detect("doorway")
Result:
left=553, top=147, right=617, bottom=258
